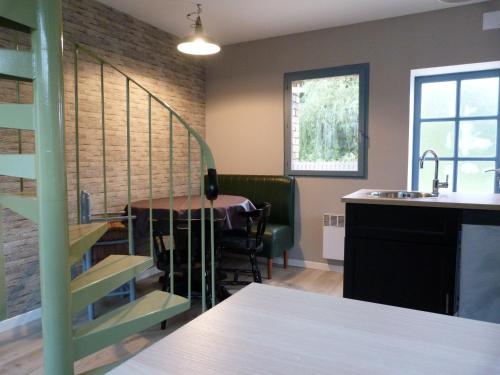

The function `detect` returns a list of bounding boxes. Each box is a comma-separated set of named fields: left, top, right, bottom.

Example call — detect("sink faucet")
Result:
left=485, top=168, right=500, bottom=189
left=419, top=149, right=448, bottom=196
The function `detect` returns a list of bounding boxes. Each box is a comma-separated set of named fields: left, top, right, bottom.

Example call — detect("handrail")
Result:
left=72, top=42, right=216, bottom=170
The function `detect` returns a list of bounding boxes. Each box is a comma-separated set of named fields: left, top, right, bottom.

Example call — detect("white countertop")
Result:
left=342, top=189, right=500, bottom=210
left=111, top=283, right=500, bottom=374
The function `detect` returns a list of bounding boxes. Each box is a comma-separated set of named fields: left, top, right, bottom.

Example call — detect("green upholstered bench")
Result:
left=216, top=174, right=295, bottom=279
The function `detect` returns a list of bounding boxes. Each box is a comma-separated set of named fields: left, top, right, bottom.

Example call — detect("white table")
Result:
left=110, top=283, right=500, bottom=374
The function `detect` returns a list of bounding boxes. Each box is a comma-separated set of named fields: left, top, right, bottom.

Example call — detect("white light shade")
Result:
left=177, top=36, right=220, bottom=56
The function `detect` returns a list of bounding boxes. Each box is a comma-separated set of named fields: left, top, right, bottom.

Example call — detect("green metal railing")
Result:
left=72, top=42, right=219, bottom=310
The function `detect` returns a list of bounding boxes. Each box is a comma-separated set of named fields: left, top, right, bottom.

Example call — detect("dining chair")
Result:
left=219, top=202, right=272, bottom=286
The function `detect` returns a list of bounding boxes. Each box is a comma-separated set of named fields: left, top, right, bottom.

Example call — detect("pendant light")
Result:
left=177, top=4, right=221, bottom=56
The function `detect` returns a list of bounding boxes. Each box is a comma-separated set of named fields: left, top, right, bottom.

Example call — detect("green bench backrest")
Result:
left=215, top=174, right=295, bottom=228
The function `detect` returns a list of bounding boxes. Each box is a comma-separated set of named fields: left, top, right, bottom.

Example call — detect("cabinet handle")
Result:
left=445, top=293, right=450, bottom=315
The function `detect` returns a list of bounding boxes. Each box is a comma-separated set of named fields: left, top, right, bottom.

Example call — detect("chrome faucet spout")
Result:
left=419, top=149, right=448, bottom=196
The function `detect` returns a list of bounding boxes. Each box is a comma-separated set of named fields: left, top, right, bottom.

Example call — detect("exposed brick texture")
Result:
left=0, top=0, right=206, bottom=317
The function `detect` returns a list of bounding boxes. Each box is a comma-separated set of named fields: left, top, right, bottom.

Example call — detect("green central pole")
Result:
left=32, top=0, right=73, bottom=373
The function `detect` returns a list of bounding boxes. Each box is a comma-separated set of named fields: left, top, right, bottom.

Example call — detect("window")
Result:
left=284, top=64, right=369, bottom=177
left=412, top=69, right=500, bottom=193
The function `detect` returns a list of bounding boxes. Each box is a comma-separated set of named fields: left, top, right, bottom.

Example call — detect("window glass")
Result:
left=421, top=81, right=456, bottom=119
left=460, top=77, right=499, bottom=117
left=458, top=120, right=497, bottom=158
left=285, top=64, right=369, bottom=177
left=457, top=161, right=495, bottom=193
left=419, top=121, right=455, bottom=158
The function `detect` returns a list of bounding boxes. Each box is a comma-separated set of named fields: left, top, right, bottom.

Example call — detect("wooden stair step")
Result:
left=68, top=222, right=109, bottom=267
left=0, top=104, right=34, bottom=130
left=0, top=154, right=36, bottom=179
left=73, top=290, right=189, bottom=360
left=0, top=192, right=37, bottom=222
left=0, top=49, right=33, bottom=81
left=0, top=0, right=37, bottom=30
left=71, top=255, right=154, bottom=314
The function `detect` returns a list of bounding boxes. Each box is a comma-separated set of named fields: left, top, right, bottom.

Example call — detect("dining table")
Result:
left=129, top=194, right=255, bottom=238
left=109, top=282, right=500, bottom=374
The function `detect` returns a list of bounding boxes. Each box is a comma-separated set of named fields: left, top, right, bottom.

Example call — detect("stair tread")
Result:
left=70, top=255, right=154, bottom=314
left=71, top=255, right=151, bottom=293
left=74, top=290, right=189, bottom=338
left=0, top=191, right=37, bottom=222
left=0, top=48, right=33, bottom=80
left=73, top=290, right=189, bottom=360
left=68, top=222, right=108, bottom=266
left=0, top=103, right=34, bottom=130
left=0, top=154, right=36, bottom=179
left=0, top=0, right=37, bottom=29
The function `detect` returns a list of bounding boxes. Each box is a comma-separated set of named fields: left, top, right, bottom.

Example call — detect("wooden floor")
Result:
left=0, top=261, right=343, bottom=374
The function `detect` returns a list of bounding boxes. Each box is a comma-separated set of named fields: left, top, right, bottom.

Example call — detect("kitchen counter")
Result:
left=342, top=189, right=500, bottom=211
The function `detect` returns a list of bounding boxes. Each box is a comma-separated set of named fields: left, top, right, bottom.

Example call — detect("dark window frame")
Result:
left=412, top=69, right=500, bottom=193
left=284, top=63, right=370, bottom=178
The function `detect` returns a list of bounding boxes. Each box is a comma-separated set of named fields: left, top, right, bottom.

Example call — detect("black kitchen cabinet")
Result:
left=343, top=203, right=460, bottom=315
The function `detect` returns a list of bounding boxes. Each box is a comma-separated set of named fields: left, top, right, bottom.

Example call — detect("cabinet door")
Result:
left=344, top=237, right=456, bottom=314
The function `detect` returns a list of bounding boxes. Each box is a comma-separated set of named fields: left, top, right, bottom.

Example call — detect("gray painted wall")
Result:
left=206, top=1, right=500, bottom=264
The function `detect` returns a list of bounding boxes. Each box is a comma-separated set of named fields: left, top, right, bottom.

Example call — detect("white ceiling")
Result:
left=96, top=0, right=487, bottom=45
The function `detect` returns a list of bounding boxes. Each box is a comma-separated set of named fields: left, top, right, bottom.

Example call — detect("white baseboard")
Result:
left=272, top=257, right=344, bottom=273
left=0, top=307, right=41, bottom=334
left=226, top=253, right=344, bottom=273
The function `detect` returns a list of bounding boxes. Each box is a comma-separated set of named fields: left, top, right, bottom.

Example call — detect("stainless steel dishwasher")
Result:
left=458, top=224, right=500, bottom=324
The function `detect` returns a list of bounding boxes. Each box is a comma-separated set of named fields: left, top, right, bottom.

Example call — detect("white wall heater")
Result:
left=322, top=213, right=345, bottom=261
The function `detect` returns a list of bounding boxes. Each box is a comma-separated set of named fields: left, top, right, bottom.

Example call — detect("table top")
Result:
left=110, top=283, right=500, bottom=375
left=130, top=195, right=255, bottom=236
left=131, top=194, right=253, bottom=211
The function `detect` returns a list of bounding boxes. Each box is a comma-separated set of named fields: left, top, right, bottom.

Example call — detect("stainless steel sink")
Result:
left=369, top=191, right=435, bottom=199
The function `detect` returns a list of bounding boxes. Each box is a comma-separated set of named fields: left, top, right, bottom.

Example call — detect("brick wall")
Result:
left=0, top=0, right=206, bottom=317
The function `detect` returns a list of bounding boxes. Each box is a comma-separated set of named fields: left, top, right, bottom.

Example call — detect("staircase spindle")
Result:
left=15, top=38, right=24, bottom=192
left=0, top=206, right=5, bottom=320
left=148, top=94, right=153, bottom=259
left=100, top=61, right=108, bottom=216
left=126, top=77, right=136, bottom=301
left=210, top=202, right=215, bottom=307
left=187, top=132, right=192, bottom=303
left=169, top=111, right=174, bottom=294
left=74, top=45, right=80, bottom=222
left=200, top=157, right=206, bottom=311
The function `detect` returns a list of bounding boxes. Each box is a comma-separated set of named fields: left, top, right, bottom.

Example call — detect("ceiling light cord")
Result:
left=187, top=3, right=202, bottom=22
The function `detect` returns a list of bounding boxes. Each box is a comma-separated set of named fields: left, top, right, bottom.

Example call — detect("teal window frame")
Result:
left=412, top=69, right=500, bottom=193
left=284, top=63, right=369, bottom=178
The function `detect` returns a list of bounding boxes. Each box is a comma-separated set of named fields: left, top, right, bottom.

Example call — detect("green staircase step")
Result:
left=68, top=222, right=109, bottom=267
left=73, top=290, right=189, bottom=360
left=71, top=255, right=154, bottom=314
left=0, top=0, right=37, bottom=29
left=0, top=49, right=33, bottom=81
left=0, top=154, right=36, bottom=179
left=0, top=192, right=37, bottom=222
left=0, top=104, right=34, bottom=130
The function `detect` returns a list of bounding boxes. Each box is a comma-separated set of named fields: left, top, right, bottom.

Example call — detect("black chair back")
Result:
left=252, top=202, right=271, bottom=250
